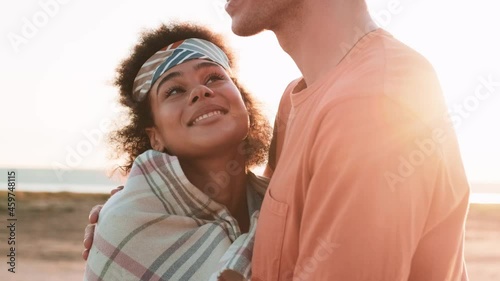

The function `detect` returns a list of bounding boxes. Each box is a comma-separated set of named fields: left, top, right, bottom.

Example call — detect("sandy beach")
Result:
left=0, top=191, right=499, bottom=281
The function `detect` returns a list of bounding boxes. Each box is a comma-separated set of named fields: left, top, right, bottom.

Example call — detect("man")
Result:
left=225, top=0, right=469, bottom=280
left=85, top=1, right=470, bottom=280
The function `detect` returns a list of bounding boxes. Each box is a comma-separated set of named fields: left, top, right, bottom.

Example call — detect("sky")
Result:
left=0, top=0, right=499, bottom=184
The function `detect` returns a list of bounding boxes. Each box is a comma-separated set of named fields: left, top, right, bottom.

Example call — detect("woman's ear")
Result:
left=145, top=127, right=164, bottom=151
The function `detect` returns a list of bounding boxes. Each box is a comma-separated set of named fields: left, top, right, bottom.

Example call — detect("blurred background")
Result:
left=0, top=0, right=499, bottom=280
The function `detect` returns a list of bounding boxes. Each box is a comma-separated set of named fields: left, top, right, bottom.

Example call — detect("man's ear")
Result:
left=145, top=127, right=164, bottom=151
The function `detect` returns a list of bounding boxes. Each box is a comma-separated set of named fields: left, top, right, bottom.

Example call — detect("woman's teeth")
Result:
left=192, top=110, right=224, bottom=125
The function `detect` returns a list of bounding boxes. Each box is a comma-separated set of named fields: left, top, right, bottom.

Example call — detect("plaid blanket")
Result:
left=84, top=150, right=268, bottom=281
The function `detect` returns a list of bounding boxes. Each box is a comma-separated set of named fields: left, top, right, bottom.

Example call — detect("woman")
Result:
left=83, top=23, right=272, bottom=281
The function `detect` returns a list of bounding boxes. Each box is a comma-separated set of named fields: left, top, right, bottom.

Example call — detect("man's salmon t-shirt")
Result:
left=252, top=29, right=470, bottom=281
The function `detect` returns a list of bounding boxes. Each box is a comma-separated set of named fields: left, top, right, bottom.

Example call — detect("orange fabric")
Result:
left=266, top=80, right=295, bottom=175
left=252, top=29, right=469, bottom=281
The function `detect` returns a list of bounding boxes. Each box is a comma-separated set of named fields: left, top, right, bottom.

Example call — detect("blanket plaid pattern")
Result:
left=84, top=150, right=268, bottom=281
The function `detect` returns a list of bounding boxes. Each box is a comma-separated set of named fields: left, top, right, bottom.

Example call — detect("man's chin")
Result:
left=231, top=21, right=264, bottom=37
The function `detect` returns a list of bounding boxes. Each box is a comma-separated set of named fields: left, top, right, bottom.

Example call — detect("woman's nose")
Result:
left=189, top=85, right=214, bottom=104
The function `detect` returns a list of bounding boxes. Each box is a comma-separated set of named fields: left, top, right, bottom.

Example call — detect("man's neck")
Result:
left=273, top=0, right=377, bottom=87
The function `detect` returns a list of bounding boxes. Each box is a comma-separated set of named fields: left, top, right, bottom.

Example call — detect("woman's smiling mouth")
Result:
left=191, top=110, right=225, bottom=125
left=188, top=104, right=229, bottom=126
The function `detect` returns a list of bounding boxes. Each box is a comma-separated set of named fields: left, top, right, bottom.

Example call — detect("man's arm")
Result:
left=295, top=96, right=468, bottom=280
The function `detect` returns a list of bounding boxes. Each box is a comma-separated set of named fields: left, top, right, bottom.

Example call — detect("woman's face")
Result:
left=146, top=59, right=249, bottom=159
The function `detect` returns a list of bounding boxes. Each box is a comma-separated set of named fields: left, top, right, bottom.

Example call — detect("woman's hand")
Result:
left=82, top=185, right=124, bottom=260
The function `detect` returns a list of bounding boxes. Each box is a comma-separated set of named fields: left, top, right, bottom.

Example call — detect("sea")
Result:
left=1, top=168, right=499, bottom=204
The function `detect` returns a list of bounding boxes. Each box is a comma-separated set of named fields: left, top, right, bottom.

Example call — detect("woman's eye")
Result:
left=165, top=87, right=184, bottom=98
left=206, top=73, right=225, bottom=85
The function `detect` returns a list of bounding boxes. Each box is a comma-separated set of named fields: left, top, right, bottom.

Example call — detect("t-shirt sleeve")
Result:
left=295, top=96, right=469, bottom=280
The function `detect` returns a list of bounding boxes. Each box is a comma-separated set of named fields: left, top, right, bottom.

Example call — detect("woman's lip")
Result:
left=188, top=104, right=228, bottom=126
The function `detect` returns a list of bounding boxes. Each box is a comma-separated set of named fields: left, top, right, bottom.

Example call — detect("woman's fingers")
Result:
left=83, top=186, right=123, bottom=261
left=83, top=224, right=95, bottom=247
left=82, top=248, right=90, bottom=261
left=111, top=185, right=124, bottom=195
left=82, top=224, right=95, bottom=260
left=88, top=205, right=103, bottom=224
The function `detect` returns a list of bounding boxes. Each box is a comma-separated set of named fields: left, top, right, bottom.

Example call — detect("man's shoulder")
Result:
left=337, top=29, right=436, bottom=92
left=316, top=30, right=442, bottom=118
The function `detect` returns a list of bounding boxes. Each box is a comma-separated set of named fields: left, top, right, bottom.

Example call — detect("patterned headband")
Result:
left=132, top=38, right=231, bottom=102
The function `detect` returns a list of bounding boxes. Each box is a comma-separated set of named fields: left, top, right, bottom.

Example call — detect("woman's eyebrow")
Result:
left=194, top=61, right=221, bottom=71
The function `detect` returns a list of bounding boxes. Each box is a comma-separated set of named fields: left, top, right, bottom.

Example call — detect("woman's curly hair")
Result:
left=109, top=22, right=272, bottom=174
